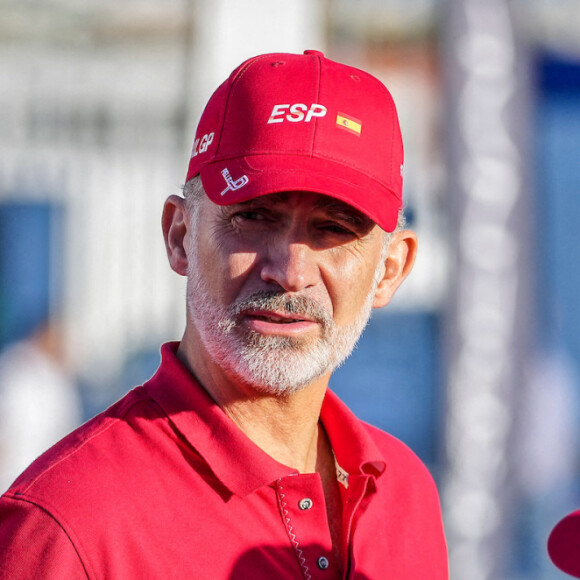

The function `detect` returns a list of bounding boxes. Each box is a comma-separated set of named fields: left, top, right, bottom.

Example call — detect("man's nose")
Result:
left=260, top=238, right=319, bottom=292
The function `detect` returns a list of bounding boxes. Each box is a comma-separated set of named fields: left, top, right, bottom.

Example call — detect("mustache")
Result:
left=229, top=291, right=332, bottom=325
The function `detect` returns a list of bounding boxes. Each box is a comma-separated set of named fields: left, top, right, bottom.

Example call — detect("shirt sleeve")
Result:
left=0, top=494, right=88, bottom=579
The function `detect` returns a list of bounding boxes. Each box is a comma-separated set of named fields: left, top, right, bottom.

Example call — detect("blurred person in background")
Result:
left=0, top=51, right=448, bottom=578
left=0, top=319, right=82, bottom=492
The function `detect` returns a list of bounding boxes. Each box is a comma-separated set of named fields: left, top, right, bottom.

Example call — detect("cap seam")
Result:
left=310, top=53, right=322, bottom=158
left=215, top=54, right=273, bottom=160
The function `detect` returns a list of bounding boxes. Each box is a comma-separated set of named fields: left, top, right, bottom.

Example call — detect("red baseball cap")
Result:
left=548, top=509, right=580, bottom=577
left=186, top=50, right=404, bottom=232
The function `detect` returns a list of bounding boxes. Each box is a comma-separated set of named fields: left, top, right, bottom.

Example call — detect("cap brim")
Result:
left=199, top=154, right=401, bottom=233
left=548, top=510, right=580, bottom=577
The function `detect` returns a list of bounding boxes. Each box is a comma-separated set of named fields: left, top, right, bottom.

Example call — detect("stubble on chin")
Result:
left=187, top=277, right=376, bottom=395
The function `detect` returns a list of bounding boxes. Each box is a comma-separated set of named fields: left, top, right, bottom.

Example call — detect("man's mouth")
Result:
left=255, top=316, right=300, bottom=324
left=246, top=311, right=313, bottom=324
left=241, top=309, right=319, bottom=336
left=229, top=292, right=331, bottom=338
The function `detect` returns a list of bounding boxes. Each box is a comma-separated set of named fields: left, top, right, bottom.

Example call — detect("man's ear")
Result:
left=162, top=195, right=189, bottom=276
left=373, top=229, right=418, bottom=309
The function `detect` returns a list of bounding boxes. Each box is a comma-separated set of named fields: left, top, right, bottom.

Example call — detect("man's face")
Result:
left=185, top=190, right=389, bottom=396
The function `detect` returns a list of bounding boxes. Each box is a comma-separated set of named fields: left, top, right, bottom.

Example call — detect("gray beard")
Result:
left=186, top=255, right=380, bottom=396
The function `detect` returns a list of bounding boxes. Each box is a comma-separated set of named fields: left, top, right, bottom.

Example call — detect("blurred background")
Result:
left=1, top=0, right=579, bottom=578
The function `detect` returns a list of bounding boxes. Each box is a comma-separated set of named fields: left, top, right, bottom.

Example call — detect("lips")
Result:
left=245, top=310, right=314, bottom=324
left=254, top=315, right=301, bottom=324
left=239, top=309, right=320, bottom=337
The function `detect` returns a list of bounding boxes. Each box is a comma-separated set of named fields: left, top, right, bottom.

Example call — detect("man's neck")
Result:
left=218, top=383, right=328, bottom=473
left=176, top=335, right=331, bottom=473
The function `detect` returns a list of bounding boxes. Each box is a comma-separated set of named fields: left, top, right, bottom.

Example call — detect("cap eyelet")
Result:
left=271, top=61, right=285, bottom=67
left=350, top=74, right=361, bottom=82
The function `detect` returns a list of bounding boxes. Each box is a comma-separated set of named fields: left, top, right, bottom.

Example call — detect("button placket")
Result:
left=276, top=475, right=334, bottom=578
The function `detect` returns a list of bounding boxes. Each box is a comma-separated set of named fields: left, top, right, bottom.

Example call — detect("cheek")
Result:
left=203, top=247, right=259, bottom=304
left=323, top=253, right=379, bottom=325
left=227, top=251, right=259, bottom=285
left=192, top=215, right=258, bottom=303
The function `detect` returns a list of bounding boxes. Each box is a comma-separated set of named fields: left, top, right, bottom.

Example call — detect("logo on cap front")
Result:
left=267, top=103, right=327, bottom=124
left=220, top=168, right=249, bottom=196
left=336, top=113, right=362, bottom=137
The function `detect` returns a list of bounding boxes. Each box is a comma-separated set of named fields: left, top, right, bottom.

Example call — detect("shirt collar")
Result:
left=144, top=343, right=297, bottom=497
left=144, top=342, right=386, bottom=497
left=320, top=387, right=387, bottom=479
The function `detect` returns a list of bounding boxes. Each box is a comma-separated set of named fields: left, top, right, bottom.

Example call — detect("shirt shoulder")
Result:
left=362, top=422, right=440, bottom=512
left=0, top=387, right=168, bottom=579
left=0, top=494, right=88, bottom=579
left=4, top=385, right=162, bottom=501
left=363, top=421, right=432, bottom=467
left=360, top=422, right=448, bottom=578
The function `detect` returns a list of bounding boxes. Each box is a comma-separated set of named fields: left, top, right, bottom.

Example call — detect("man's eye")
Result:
left=235, top=210, right=267, bottom=221
left=320, top=223, right=354, bottom=235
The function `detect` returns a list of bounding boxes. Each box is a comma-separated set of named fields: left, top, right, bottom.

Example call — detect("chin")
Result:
left=221, top=350, right=333, bottom=397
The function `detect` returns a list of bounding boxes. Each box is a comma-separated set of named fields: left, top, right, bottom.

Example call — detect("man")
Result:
left=548, top=509, right=580, bottom=577
left=0, top=50, right=448, bottom=578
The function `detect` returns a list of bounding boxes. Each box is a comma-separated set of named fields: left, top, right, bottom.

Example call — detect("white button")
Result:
left=317, top=556, right=329, bottom=570
left=298, top=498, right=313, bottom=510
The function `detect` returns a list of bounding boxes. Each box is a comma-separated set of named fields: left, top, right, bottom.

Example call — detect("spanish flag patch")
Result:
left=336, top=113, right=362, bottom=137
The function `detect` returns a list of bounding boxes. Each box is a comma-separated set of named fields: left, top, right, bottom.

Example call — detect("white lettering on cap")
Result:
left=191, top=132, right=215, bottom=158
left=267, top=104, right=327, bottom=124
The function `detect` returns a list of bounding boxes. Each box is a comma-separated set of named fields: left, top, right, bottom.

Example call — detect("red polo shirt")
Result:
left=0, top=343, right=447, bottom=579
